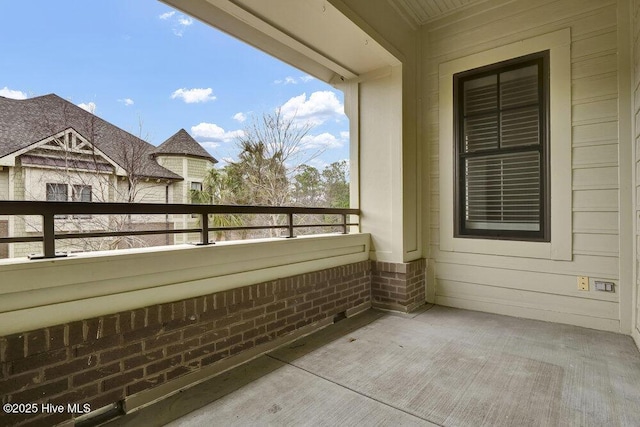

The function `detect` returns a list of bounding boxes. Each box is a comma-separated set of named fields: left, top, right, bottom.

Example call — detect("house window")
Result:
left=46, top=183, right=68, bottom=202
left=190, top=181, right=203, bottom=217
left=72, top=185, right=92, bottom=203
left=72, top=185, right=92, bottom=219
left=454, top=51, right=549, bottom=241
left=47, top=183, right=68, bottom=219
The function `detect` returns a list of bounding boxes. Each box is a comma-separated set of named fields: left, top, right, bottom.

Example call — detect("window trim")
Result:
left=453, top=51, right=550, bottom=242
left=438, top=28, right=571, bottom=261
left=72, top=185, right=92, bottom=219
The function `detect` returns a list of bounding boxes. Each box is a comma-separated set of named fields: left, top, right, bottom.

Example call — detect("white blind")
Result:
left=461, top=63, right=542, bottom=232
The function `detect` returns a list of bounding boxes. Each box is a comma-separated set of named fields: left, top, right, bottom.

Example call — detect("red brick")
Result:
left=146, top=306, right=161, bottom=326
left=47, top=325, right=66, bottom=351
left=132, top=309, right=146, bottom=330
left=44, top=356, right=97, bottom=381
left=265, top=301, right=286, bottom=314
left=182, top=324, right=210, bottom=340
left=123, top=349, right=163, bottom=370
left=200, top=350, right=228, bottom=367
left=10, top=348, right=68, bottom=375
left=242, top=307, right=266, bottom=320
left=25, top=329, right=47, bottom=356
left=266, top=319, right=286, bottom=333
left=228, top=300, right=254, bottom=312
left=118, top=311, right=134, bottom=333
left=122, top=325, right=163, bottom=343
left=12, top=378, right=68, bottom=402
left=305, top=307, right=320, bottom=317
left=100, top=342, right=142, bottom=364
left=253, top=295, right=275, bottom=307
left=166, top=365, right=195, bottom=381
left=146, top=355, right=181, bottom=376
left=102, top=369, right=144, bottom=391
left=172, top=301, right=185, bottom=320
left=296, top=318, right=313, bottom=329
left=72, top=362, right=121, bottom=386
left=67, top=322, right=84, bottom=347
left=184, top=343, right=216, bottom=362
left=128, top=375, right=165, bottom=395
left=159, top=303, right=173, bottom=322
left=295, top=302, right=312, bottom=312
left=286, top=312, right=304, bottom=324
left=200, top=329, right=229, bottom=345
left=75, top=334, right=121, bottom=357
left=99, top=315, right=119, bottom=338
left=312, top=297, right=328, bottom=307
left=144, top=331, right=181, bottom=350
left=215, top=334, right=242, bottom=351
left=199, top=307, right=228, bottom=322
left=195, top=297, right=206, bottom=314
left=255, top=334, right=274, bottom=346
left=84, top=319, right=100, bottom=342
left=229, top=320, right=254, bottom=335
left=167, top=338, right=200, bottom=356
left=215, top=313, right=241, bottom=328
left=51, top=382, right=99, bottom=405
left=276, top=308, right=295, bottom=319
left=276, top=324, right=296, bottom=337
left=0, top=371, right=41, bottom=395
left=229, top=341, right=254, bottom=356
left=243, top=326, right=266, bottom=341
left=255, top=313, right=276, bottom=327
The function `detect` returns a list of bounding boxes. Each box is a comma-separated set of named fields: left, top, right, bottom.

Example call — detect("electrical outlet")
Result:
left=577, top=276, right=589, bottom=291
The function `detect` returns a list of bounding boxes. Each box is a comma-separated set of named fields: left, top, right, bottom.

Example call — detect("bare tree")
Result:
left=16, top=97, right=170, bottom=254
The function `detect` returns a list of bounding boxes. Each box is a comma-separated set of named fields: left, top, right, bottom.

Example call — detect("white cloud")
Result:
left=200, top=141, right=220, bottom=151
left=118, top=98, right=134, bottom=106
left=159, top=11, right=193, bottom=36
left=274, top=75, right=315, bottom=85
left=301, top=132, right=344, bottom=150
left=191, top=122, right=244, bottom=143
left=0, top=87, right=27, bottom=100
left=233, top=112, right=247, bottom=123
left=340, top=131, right=350, bottom=140
left=78, top=102, right=96, bottom=113
left=171, top=88, right=216, bottom=103
left=279, top=91, right=345, bottom=126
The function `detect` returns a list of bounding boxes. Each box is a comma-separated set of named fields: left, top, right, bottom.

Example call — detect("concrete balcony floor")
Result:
left=109, top=305, right=640, bottom=426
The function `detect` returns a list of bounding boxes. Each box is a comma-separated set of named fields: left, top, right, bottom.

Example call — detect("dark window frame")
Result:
left=72, top=184, right=92, bottom=219
left=453, top=51, right=550, bottom=242
left=46, top=183, right=69, bottom=219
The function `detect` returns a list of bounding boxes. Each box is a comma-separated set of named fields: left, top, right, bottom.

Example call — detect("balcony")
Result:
left=109, top=305, right=640, bottom=426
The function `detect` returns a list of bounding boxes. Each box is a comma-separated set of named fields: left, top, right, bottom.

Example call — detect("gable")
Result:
left=1, top=127, right=126, bottom=175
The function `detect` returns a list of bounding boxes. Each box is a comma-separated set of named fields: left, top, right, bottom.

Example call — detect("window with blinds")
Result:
left=453, top=51, right=549, bottom=241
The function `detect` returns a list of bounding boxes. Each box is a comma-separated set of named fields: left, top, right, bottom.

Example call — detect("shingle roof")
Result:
left=154, top=128, right=217, bottom=162
left=0, top=94, right=183, bottom=180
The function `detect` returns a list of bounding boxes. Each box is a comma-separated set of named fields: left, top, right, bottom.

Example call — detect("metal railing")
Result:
left=0, top=201, right=360, bottom=259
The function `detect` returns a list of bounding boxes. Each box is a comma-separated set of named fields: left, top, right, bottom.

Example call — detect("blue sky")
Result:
left=0, top=0, right=349, bottom=170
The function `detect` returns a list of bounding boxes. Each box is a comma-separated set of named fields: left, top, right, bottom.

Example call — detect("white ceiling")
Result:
left=388, top=0, right=487, bottom=27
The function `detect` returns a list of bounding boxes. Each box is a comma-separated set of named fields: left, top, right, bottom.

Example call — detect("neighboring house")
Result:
left=0, top=94, right=217, bottom=258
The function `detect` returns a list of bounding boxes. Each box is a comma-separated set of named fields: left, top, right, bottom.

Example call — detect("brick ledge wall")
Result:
left=0, top=258, right=427, bottom=426
left=0, top=261, right=371, bottom=426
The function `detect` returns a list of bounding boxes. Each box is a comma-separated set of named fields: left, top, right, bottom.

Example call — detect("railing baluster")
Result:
left=342, top=213, right=348, bottom=234
left=43, top=213, right=56, bottom=258
left=287, top=213, right=295, bottom=238
left=200, top=213, right=210, bottom=245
